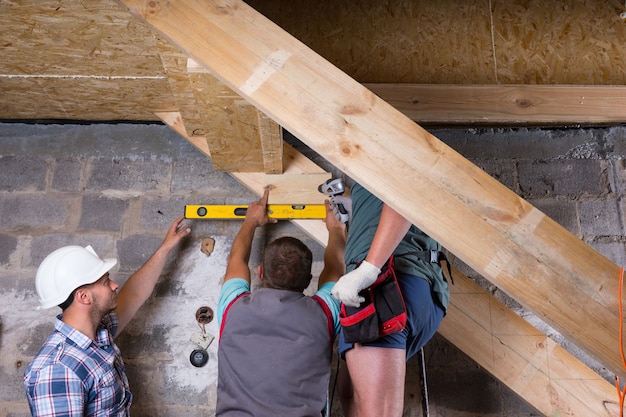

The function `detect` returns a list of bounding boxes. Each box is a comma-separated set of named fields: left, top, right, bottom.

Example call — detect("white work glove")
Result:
left=331, top=260, right=381, bottom=307
left=330, top=196, right=352, bottom=224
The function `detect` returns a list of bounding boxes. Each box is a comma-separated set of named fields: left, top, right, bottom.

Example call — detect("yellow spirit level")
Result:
left=185, top=204, right=326, bottom=219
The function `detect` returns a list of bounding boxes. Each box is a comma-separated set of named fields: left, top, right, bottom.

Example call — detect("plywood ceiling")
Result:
left=2, top=0, right=626, bottom=123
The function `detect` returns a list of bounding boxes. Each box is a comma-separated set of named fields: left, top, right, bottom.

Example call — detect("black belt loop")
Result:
left=396, top=250, right=455, bottom=285
left=436, top=251, right=455, bottom=285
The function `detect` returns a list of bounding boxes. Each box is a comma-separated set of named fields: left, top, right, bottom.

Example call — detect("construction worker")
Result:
left=332, top=183, right=450, bottom=417
left=23, top=216, right=191, bottom=416
left=216, top=188, right=346, bottom=416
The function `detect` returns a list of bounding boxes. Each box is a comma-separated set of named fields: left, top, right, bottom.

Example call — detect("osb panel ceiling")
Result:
left=1, top=0, right=626, bottom=122
left=0, top=0, right=174, bottom=121
left=247, top=0, right=626, bottom=84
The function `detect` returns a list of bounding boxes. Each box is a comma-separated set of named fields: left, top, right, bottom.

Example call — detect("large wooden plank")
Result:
left=7, top=76, right=626, bottom=125
left=441, top=267, right=619, bottom=417
left=116, top=0, right=624, bottom=382
left=160, top=112, right=620, bottom=417
left=366, top=84, right=626, bottom=126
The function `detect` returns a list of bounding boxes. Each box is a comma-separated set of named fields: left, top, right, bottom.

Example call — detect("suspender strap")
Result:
left=219, top=292, right=249, bottom=341
left=312, top=295, right=336, bottom=351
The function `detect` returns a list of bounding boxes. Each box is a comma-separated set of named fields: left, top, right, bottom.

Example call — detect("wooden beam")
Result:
left=256, top=109, right=283, bottom=174
left=185, top=57, right=283, bottom=173
left=154, top=111, right=211, bottom=157
left=365, top=84, right=626, bottom=126
left=0, top=76, right=175, bottom=121
left=115, top=0, right=625, bottom=385
left=261, top=173, right=330, bottom=204
left=155, top=38, right=208, bottom=140
left=156, top=36, right=282, bottom=172
left=440, top=266, right=619, bottom=417
left=159, top=113, right=620, bottom=417
left=157, top=110, right=329, bottom=242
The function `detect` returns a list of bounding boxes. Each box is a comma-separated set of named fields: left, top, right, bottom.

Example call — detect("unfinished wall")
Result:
left=0, top=122, right=624, bottom=416
left=0, top=123, right=323, bottom=417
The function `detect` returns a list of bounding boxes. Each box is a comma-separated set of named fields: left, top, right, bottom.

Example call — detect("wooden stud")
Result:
left=366, top=84, right=626, bottom=126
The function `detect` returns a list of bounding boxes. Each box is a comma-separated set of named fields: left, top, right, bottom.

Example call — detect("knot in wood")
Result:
left=341, top=143, right=359, bottom=156
left=516, top=98, right=533, bottom=108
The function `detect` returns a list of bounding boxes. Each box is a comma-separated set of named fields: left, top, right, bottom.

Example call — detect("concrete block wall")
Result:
left=0, top=122, right=624, bottom=416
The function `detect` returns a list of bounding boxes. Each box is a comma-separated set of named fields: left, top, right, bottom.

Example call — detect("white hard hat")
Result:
left=35, top=245, right=117, bottom=309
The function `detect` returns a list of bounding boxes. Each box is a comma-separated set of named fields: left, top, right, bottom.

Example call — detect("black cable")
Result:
left=325, top=350, right=340, bottom=416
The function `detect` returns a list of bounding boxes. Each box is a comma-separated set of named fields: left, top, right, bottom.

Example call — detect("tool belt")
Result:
left=339, top=249, right=452, bottom=344
left=339, top=256, right=407, bottom=344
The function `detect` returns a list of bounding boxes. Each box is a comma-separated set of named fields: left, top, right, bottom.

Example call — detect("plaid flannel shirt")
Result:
left=24, top=313, right=132, bottom=416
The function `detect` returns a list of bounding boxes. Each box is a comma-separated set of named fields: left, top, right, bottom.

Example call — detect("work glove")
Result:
left=331, top=260, right=381, bottom=307
left=330, top=196, right=352, bottom=224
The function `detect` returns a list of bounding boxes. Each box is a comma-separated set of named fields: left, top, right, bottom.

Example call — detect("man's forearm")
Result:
left=224, top=220, right=258, bottom=283
left=228, top=221, right=256, bottom=264
left=115, top=243, right=172, bottom=333
left=319, top=228, right=347, bottom=286
left=224, top=188, right=274, bottom=283
left=124, top=245, right=169, bottom=297
left=365, top=203, right=411, bottom=268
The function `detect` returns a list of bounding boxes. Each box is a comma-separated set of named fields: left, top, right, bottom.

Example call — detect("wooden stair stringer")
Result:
left=159, top=114, right=620, bottom=417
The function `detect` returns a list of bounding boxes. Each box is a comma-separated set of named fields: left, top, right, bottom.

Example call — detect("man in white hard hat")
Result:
left=23, top=216, right=191, bottom=417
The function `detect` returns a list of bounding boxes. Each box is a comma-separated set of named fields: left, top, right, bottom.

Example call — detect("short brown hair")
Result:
left=262, top=237, right=313, bottom=291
